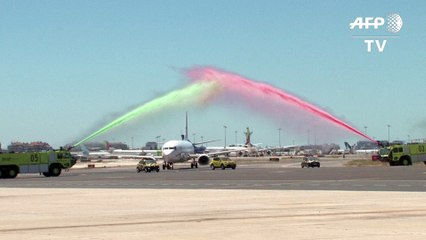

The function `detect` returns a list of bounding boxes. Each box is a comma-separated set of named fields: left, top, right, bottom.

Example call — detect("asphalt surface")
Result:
left=2, top=162, right=426, bottom=192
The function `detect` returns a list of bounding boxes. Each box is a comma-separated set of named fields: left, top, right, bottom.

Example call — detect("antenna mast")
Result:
left=185, top=111, right=188, bottom=141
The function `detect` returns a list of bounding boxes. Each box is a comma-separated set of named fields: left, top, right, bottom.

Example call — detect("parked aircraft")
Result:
left=71, top=144, right=114, bottom=160
left=353, top=141, right=379, bottom=154
left=206, top=127, right=296, bottom=157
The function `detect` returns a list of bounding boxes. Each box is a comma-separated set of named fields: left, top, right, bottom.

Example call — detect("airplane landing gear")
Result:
left=163, top=162, right=174, bottom=170
left=190, top=161, right=198, bottom=169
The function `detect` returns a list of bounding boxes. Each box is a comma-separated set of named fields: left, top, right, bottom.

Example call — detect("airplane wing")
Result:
left=113, top=154, right=163, bottom=160
left=189, top=148, right=247, bottom=159
left=111, top=149, right=163, bottom=159
left=192, top=139, right=221, bottom=145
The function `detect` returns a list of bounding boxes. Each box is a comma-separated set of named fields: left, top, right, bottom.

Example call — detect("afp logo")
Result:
left=349, top=13, right=403, bottom=53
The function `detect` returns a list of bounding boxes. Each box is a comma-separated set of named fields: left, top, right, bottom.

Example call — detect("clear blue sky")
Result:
left=1, top=0, right=425, bottom=148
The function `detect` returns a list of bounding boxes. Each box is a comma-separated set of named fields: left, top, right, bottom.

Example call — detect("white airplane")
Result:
left=160, top=113, right=241, bottom=170
left=355, top=149, right=379, bottom=154
left=71, top=144, right=114, bottom=160
left=350, top=141, right=379, bottom=154
left=111, top=149, right=162, bottom=158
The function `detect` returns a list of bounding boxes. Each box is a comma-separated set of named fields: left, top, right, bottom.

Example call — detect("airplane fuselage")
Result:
left=162, top=140, right=195, bottom=164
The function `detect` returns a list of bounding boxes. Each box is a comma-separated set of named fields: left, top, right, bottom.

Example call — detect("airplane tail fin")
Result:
left=105, top=141, right=112, bottom=151
left=344, top=142, right=352, bottom=150
left=344, top=142, right=356, bottom=154
left=180, top=111, right=189, bottom=141
left=80, top=144, right=90, bottom=156
left=185, top=112, right=188, bottom=141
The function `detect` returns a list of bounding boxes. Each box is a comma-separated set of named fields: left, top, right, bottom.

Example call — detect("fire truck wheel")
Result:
left=49, top=165, right=62, bottom=177
left=400, top=157, right=411, bottom=166
left=7, top=167, right=18, bottom=178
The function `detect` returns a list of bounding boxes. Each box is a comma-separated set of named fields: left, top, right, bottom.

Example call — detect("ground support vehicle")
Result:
left=210, top=157, right=236, bottom=170
left=137, top=157, right=160, bottom=173
left=0, top=149, right=76, bottom=178
left=388, top=142, right=426, bottom=166
left=301, top=156, right=320, bottom=168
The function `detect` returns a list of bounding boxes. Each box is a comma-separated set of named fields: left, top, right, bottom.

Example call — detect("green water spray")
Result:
left=73, top=81, right=221, bottom=147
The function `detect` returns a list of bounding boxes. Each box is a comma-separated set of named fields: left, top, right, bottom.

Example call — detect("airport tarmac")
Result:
left=1, top=159, right=425, bottom=239
left=2, top=157, right=425, bottom=192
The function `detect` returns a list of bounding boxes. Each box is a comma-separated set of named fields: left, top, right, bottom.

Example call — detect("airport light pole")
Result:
left=314, top=131, right=317, bottom=146
left=224, top=126, right=228, bottom=149
left=156, top=135, right=161, bottom=150
left=387, top=125, right=391, bottom=142
left=235, top=131, right=238, bottom=145
left=307, top=130, right=310, bottom=145
left=278, top=128, right=282, bottom=148
left=364, top=126, right=368, bottom=135
left=193, top=133, right=196, bottom=143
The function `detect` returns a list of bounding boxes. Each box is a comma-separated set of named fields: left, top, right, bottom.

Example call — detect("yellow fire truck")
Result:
left=388, top=142, right=426, bottom=166
left=0, top=149, right=76, bottom=178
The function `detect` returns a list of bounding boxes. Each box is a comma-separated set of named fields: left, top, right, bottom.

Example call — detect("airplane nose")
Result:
left=162, top=150, right=173, bottom=161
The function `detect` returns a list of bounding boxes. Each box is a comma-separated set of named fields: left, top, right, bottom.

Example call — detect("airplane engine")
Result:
left=197, top=154, right=210, bottom=165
